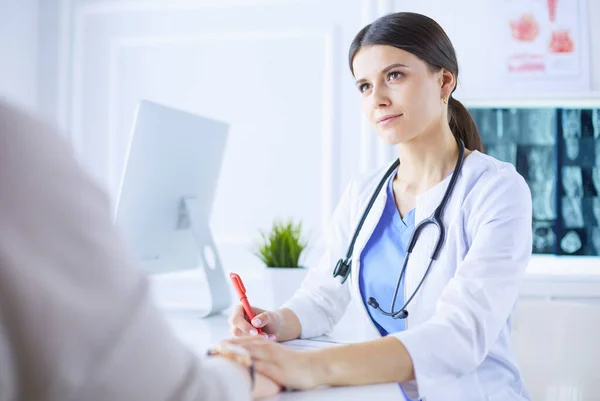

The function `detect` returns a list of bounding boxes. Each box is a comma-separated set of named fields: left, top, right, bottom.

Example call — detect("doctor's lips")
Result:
left=377, top=113, right=403, bottom=125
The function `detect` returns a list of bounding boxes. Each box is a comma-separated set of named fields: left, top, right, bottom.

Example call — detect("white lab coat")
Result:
left=0, top=100, right=251, bottom=400
left=283, top=150, right=533, bottom=401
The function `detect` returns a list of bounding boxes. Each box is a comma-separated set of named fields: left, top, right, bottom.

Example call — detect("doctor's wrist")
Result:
left=304, top=349, right=332, bottom=388
left=274, top=308, right=302, bottom=342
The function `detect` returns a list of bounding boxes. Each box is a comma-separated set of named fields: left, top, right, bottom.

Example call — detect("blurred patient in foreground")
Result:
left=0, top=99, right=279, bottom=401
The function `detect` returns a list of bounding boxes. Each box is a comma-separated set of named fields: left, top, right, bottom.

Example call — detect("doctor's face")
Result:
left=351, top=45, right=450, bottom=145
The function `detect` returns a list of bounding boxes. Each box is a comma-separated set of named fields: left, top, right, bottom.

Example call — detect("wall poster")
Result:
left=498, top=0, right=589, bottom=81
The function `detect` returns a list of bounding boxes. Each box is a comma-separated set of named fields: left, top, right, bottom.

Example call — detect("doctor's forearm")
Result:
left=312, top=336, right=415, bottom=387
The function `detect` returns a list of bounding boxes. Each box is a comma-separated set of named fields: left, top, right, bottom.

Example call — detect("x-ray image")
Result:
left=560, top=110, right=600, bottom=166
left=559, top=229, right=584, bottom=254
left=469, top=106, right=600, bottom=256
left=561, top=166, right=583, bottom=198
left=562, top=137, right=596, bottom=167
left=582, top=138, right=596, bottom=167
left=593, top=109, right=600, bottom=139
left=532, top=221, right=556, bottom=254
left=521, top=109, right=556, bottom=145
left=581, top=109, right=596, bottom=138
left=591, top=226, right=600, bottom=255
left=560, top=109, right=586, bottom=164
left=561, top=196, right=584, bottom=228
left=581, top=168, right=599, bottom=197
left=595, top=197, right=600, bottom=226
left=473, top=109, right=498, bottom=143
left=562, top=109, right=582, bottom=140
left=518, top=146, right=556, bottom=220
left=469, top=108, right=481, bottom=129
left=502, top=109, right=520, bottom=140
left=563, top=138, right=580, bottom=162
left=485, top=143, right=518, bottom=165
left=593, top=167, right=600, bottom=196
left=530, top=179, right=556, bottom=220
left=583, top=197, right=600, bottom=226
left=520, top=146, right=554, bottom=183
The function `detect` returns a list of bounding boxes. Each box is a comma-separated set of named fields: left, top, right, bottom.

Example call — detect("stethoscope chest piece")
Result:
left=332, top=258, right=351, bottom=284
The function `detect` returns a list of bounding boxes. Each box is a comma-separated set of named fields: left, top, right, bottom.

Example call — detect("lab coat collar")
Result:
left=348, top=152, right=480, bottom=332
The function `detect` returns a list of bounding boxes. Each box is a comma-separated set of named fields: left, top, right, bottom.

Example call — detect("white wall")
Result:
left=0, top=0, right=39, bottom=111
left=590, top=0, right=600, bottom=91
left=32, top=0, right=600, bottom=276
left=395, top=0, right=599, bottom=102
left=34, top=0, right=407, bottom=274
left=37, top=0, right=66, bottom=125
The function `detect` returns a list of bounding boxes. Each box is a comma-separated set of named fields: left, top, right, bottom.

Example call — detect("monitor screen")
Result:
left=114, top=99, right=228, bottom=276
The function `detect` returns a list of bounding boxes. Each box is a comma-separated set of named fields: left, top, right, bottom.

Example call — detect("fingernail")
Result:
left=249, top=329, right=258, bottom=336
left=252, top=318, right=261, bottom=326
left=268, top=335, right=276, bottom=341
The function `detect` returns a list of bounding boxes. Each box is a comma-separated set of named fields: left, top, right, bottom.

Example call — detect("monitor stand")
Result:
left=168, top=197, right=231, bottom=318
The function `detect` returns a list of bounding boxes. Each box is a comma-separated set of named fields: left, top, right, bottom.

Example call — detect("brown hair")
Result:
left=349, top=12, right=484, bottom=152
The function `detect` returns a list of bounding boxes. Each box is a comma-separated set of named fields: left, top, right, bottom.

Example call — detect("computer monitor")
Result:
left=114, top=99, right=231, bottom=318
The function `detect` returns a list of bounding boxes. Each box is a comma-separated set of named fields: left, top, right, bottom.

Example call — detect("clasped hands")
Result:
left=224, top=305, right=325, bottom=399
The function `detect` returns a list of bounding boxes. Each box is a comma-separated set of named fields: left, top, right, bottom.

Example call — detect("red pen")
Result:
left=229, top=273, right=265, bottom=335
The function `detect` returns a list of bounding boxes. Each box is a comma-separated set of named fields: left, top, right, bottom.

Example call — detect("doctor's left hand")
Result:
left=221, top=336, right=321, bottom=391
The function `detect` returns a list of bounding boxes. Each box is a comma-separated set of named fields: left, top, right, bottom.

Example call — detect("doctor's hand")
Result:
left=222, top=336, right=321, bottom=391
left=229, top=305, right=281, bottom=340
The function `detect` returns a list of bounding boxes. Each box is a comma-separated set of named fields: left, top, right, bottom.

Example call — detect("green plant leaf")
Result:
left=253, top=218, right=308, bottom=268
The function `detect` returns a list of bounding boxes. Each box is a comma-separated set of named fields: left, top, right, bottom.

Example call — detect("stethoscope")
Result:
left=332, top=137, right=465, bottom=319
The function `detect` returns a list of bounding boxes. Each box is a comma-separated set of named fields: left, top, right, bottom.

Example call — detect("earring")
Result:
left=442, top=95, right=449, bottom=104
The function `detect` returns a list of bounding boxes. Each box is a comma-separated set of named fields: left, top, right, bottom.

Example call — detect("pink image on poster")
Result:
left=498, top=0, right=585, bottom=79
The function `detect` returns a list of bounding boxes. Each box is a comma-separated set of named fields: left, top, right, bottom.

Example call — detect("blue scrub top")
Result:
left=359, top=168, right=418, bottom=401
left=359, top=167, right=415, bottom=337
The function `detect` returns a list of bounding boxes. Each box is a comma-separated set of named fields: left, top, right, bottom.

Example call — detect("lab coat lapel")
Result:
left=406, top=179, right=452, bottom=325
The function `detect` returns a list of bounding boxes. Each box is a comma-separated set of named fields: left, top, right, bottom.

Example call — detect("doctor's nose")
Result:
left=370, top=85, right=392, bottom=109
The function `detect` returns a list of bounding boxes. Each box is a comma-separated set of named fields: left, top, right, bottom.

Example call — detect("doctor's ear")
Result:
left=439, top=68, right=456, bottom=95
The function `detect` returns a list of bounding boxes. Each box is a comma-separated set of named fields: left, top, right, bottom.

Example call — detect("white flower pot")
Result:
left=264, top=266, right=309, bottom=308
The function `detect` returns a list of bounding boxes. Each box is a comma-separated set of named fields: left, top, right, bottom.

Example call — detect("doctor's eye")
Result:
left=387, top=70, right=404, bottom=81
left=358, top=82, right=371, bottom=93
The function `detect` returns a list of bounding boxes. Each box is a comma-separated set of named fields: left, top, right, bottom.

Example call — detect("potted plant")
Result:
left=254, top=218, right=309, bottom=307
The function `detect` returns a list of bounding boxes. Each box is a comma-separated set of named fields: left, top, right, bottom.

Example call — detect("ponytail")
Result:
left=448, top=97, right=484, bottom=152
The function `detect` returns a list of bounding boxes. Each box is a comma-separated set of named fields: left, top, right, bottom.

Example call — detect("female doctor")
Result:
left=227, top=12, right=533, bottom=401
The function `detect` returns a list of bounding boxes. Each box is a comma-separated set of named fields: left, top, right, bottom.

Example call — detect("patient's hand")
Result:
left=222, top=336, right=321, bottom=391
left=253, top=371, right=281, bottom=399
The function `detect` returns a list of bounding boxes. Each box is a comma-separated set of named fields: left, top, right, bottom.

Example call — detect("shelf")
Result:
left=526, top=255, right=600, bottom=278
left=461, top=92, right=600, bottom=108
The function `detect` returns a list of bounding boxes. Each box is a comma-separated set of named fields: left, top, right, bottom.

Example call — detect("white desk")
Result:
left=162, top=312, right=406, bottom=401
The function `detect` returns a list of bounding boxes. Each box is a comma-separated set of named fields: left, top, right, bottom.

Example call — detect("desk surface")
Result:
left=163, top=312, right=406, bottom=401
